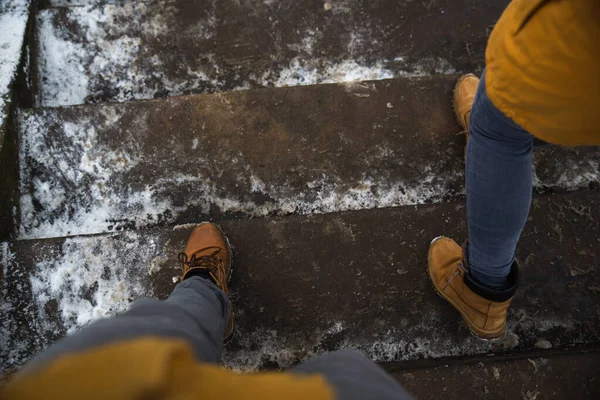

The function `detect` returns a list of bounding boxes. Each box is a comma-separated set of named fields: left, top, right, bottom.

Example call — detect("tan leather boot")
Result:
left=179, top=223, right=235, bottom=343
left=454, top=74, right=479, bottom=132
left=427, top=237, right=519, bottom=340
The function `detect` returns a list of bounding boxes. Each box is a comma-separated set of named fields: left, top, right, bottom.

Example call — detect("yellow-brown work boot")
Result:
left=427, top=237, right=520, bottom=340
left=453, top=74, right=479, bottom=154
left=179, top=223, right=234, bottom=343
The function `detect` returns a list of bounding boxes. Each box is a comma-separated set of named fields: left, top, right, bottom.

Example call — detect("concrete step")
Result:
left=2, top=191, right=599, bottom=375
left=0, top=0, right=30, bottom=146
left=17, top=76, right=600, bottom=239
left=392, top=351, right=600, bottom=399
left=34, top=0, right=510, bottom=107
left=0, top=0, right=32, bottom=240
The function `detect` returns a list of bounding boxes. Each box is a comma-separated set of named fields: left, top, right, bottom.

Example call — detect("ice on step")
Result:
left=18, top=109, right=461, bottom=239
left=17, top=76, right=600, bottom=240
left=29, top=233, right=151, bottom=334
left=0, top=0, right=30, bottom=132
left=36, top=0, right=458, bottom=107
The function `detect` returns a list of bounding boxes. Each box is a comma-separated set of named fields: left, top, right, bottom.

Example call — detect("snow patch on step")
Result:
left=533, top=159, right=600, bottom=192
left=0, top=0, right=30, bottom=131
left=0, top=240, right=14, bottom=266
left=261, top=58, right=394, bottom=88
left=37, top=6, right=146, bottom=107
left=224, top=314, right=518, bottom=371
left=1, top=232, right=173, bottom=375
left=19, top=149, right=459, bottom=239
left=260, top=56, right=455, bottom=89
left=150, top=171, right=454, bottom=219
left=28, top=232, right=157, bottom=334
left=37, top=3, right=179, bottom=107
left=49, top=0, right=131, bottom=7
left=19, top=171, right=457, bottom=240
left=18, top=110, right=173, bottom=239
left=0, top=241, right=29, bottom=374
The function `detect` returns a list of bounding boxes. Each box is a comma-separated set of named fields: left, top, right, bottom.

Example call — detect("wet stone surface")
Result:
left=17, top=76, right=600, bottom=239
left=2, top=191, right=599, bottom=375
left=393, top=351, right=600, bottom=399
left=36, top=0, right=509, bottom=106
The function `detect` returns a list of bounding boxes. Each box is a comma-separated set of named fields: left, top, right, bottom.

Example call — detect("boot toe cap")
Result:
left=428, top=236, right=463, bottom=284
left=186, top=223, right=227, bottom=252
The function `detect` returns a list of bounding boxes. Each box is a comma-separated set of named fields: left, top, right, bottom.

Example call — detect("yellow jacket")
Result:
left=486, top=0, right=600, bottom=145
left=1, top=338, right=334, bottom=400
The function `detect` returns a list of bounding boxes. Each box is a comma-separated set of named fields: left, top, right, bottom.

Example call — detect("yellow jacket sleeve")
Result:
left=1, top=337, right=335, bottom=400
left=485, top=0, right=600, bottom=146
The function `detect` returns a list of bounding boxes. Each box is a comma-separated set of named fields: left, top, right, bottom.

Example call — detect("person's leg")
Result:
left=292, top=350, right=413, bottom=400
left=27, top=223, right=233, bottom=369
left=28, top=276, right=228, bottom=369
left=466, top=70, right=536, bottom=289
left=428, top=71, right=530, bottom=339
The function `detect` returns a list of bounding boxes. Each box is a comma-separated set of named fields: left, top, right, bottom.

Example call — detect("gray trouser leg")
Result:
left=293, top=350, right=414, bottom=400
left=28, top=278, right=411, bottom=400
left=29, top=277, right=228, bottom=369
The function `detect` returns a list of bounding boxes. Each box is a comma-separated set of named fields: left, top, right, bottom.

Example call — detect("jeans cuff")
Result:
left=464, top=261, right=520, bottom=302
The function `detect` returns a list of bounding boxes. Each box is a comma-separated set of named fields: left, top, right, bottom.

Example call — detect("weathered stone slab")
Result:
left=36, top=0, right=509, bottom=106
left=0, top=0, right=31, bottom=240
left=2, top=191, right=599, bottom=375
left=18, top=76, right=600, bottom=239
left=393, top=351, right=600, bottom=399
left=0, top=0, right=30, bottom=149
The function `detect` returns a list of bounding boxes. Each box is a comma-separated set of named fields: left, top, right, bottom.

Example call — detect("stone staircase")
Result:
left=1, top=0, right=599, bottom=397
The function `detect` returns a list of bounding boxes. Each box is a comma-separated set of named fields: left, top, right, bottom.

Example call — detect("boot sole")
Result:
left=428, top=237, right=506, bottom=341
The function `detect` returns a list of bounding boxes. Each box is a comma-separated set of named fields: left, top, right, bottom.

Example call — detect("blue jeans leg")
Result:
left=466, top=71, right=537, bottom=289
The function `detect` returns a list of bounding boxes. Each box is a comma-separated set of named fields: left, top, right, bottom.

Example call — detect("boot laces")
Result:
left=178, top=249, right=225, bottom=284
left=442, top=261, right=467, bottom=290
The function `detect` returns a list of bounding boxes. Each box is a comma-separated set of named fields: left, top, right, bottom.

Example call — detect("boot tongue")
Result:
left=179, top=247, right=223, bottom=283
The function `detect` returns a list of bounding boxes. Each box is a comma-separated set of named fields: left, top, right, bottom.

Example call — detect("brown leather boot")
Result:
left=427, top=237, right=519, bottom=340
left=453, top=74, right=479, bottom=154
left=179, top=223, right=235, bottom=343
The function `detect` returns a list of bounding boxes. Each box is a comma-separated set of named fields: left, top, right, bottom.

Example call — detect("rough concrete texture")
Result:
left=35, top=0, right=509, bottom=107
left=17, top=76, right=600, bottom=239
left=2, top=191, right=599, bottom=375
left=393, top=352, right=600, bottom=399
left=0, top=0, right=30, bottom=149
left=48, top=0, right=125, bottom=6
left=0, top=114, right=19, bottom=241
left=0, top=1, right=31, bottom=240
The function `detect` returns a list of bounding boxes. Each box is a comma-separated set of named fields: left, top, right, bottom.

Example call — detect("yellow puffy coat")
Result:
left=485, top=0, right=600, bottom=145
left=1, top=338, right=334, bottom=400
